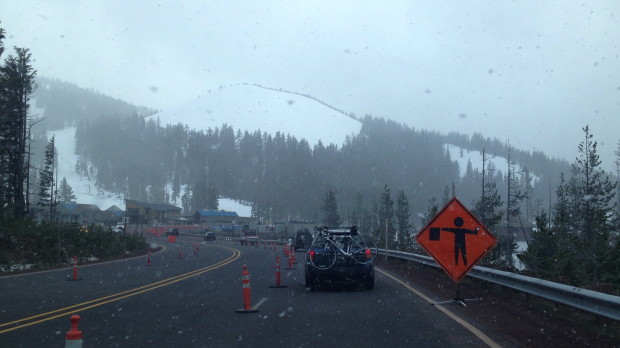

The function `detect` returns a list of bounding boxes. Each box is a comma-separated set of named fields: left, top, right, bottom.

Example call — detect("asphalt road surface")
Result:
left=0, top=234, right=510, bottom=347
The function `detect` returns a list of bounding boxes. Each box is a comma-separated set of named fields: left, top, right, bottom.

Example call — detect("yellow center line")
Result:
left=376, top=267, right=502, bottom=348
left=0, top=245, right=241, bottom=334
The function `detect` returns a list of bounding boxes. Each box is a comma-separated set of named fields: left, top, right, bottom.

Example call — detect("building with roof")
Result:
left=193, top=210, right=239, bottom=225
left=56, top=202, right=103, bottom=224
left=125, top=199, right=182, bottom=225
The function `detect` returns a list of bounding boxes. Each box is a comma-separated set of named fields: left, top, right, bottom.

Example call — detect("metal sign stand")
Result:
left=432, top=282, right=481, bottom=307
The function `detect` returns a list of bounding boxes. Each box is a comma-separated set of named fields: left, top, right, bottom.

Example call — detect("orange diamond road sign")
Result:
left=416, top=197, right=496, bottom=282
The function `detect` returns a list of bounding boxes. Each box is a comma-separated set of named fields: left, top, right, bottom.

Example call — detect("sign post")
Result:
left=416, top=197, right=496, bottom=305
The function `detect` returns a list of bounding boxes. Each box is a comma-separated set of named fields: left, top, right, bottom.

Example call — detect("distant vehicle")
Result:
left=204, top=232, right=216, bottom=241
left=166, top=228, right=179, bottom=237
left=292, top=229, right=313, bottom=251
left=111, top=226, right=124, bottom=233
left=240, top=230, right=259, bottom=245
left=305, top=226, right=377, bottom=291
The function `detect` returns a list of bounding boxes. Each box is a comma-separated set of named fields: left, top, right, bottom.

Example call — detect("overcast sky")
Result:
left=1, top=1, right=619, bottom=171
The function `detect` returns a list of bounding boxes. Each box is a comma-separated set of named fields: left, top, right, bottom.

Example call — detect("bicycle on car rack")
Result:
left=308, top=226, right=379, bottom=270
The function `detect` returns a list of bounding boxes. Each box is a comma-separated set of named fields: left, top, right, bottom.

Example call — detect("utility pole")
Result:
left=506, top=150, right=511, bottom=269
left=384, top=218, right=388, bottom=263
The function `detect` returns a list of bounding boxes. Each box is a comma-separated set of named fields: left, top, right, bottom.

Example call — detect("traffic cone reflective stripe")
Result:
left=68, top=256, right=82, bottom=281
left=72, top=259, right=78, bottom=279
left=270, top=256, right=288, bottom=288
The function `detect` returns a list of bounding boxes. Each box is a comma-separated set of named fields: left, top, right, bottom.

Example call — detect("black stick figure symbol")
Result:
left=441, top=217, right=478, bottom=266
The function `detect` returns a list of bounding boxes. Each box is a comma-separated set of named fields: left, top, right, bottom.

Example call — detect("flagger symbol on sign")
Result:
left=416, top=197, right=496, bottom=282
left=429, top=216, right=479, bottom=266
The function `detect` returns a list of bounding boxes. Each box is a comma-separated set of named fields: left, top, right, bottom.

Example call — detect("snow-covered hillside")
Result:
left=148, top=84, right=363, bottom=147
left=48, top=127, right=252, bottom=216
left=445, top=144, right=539, bottom=182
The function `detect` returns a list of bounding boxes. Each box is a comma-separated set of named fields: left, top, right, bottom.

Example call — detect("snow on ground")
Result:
left=148, top=83, right=363, bottom=148
left=49, top=127, right=252, bottom=216
left=445, top=144, right=540, bottom=182
left=50, top=127, right=125, bottom=210
left=218, top=198, right=252, bottom=217
left=515, top=241, right=528, bottom=271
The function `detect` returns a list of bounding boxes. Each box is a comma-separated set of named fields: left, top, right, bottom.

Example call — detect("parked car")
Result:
left=166, top=228, right=179, bottom=237
left=292, top=229, right=313, bottom=251
left=110, top=226, right=124, bottom=233
left=204, top=232, right=216, bottom=241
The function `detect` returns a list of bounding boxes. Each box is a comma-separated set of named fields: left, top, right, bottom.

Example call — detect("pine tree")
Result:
left=181, top=184, right=191, bottom=214
left=350, top=192, right=364, bottom=228
left=395, top=190, right=411, bottom=251
left=58, top=177, right=76, bottom=203
left=613, top=139, right=620, bottom=232
left=549, top=173, right=580, bottom=281
left=206, top=184, right=219, bottom=210
left=37, top=137, right=56, bottom=219
left=0, top=44, right=37, bottom=218
left=522, top=167, right=534, bottom=223
left=415, top=196, right=439, bottom=254
left=0, top=25, right=5, bottom=58
left=569, top=126, right=617, bottom=284
left=521, top=211, right=559, bottom=277
left=378, top=184, right=395, bottom=249
left=321, top=189, right=341, bottom=227
left=472, top=180, right=504, bottom=230
left=420, top=196, right=439, bottom=228
left=505, top=150, right=525, bottom=269
left=171, top=173, right=180, bottom=204
left=472, top=180, right=504, bottom=266
left=190, top=178, right=209, bottom=211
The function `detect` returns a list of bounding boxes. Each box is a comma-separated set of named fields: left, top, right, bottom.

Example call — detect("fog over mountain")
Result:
left=2, top=1, right=618, bottom=170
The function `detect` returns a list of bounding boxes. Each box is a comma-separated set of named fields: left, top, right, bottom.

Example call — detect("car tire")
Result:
left=305, top=274, right=316, bottom=291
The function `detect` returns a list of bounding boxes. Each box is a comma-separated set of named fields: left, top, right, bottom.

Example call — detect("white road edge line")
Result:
left=252, top=297, right=268, bottom=310
left=376, top=267, right=502, bottom=348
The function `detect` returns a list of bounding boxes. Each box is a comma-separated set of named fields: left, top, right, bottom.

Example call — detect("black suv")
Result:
left=166, top=228, right=179, bottom=237
left=305, top=226, right=375, bottom=291
left=204, top=231, right=216, bottom=241
left=292, top=229, right=313, bottom=251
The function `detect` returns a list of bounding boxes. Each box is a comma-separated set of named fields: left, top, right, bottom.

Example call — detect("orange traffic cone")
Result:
left=270, top=256, right=288, bottom=288
left=65, top=315, right=83, bottom=348
left=68, top=256, right=82, bottom=281
left=145, top=249, right=152, bottom=266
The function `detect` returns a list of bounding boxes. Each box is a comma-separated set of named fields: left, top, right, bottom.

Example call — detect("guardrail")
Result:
left=380, top=249, right=620, bottom=322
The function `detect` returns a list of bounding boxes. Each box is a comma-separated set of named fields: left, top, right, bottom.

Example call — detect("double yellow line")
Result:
left=0, top=246, right=241, bottom=334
